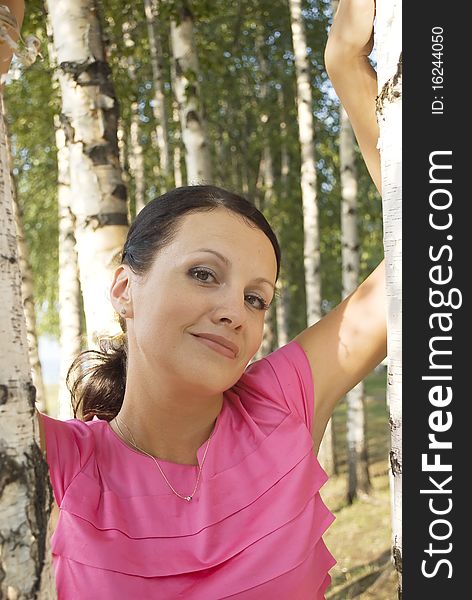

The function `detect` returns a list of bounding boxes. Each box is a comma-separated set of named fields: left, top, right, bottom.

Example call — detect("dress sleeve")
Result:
left=241, top=339, right=315, bottom=435
left=39, top=413, right=95, bottom=506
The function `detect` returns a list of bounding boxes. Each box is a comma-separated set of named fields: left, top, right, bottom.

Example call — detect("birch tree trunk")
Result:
left=56, top=122, right=82, bottom=422
left=288, top=0, right=321, bottom=325
left=275, top=283, right=290, bottom=348
left=253, top=36, right=277, bottom=358
left=144, top=0, right=171, bottom=191
left=276, top=89, right=290, bottom=349
left=170, top=2, right=212, bottom=185
left=376, top=0, right=403, bottom=593
left=340, top=104, right=371, bottom=502
left=169, top=51, right=184, bottom=187
left=2, top=106, right=48, bottom=414
left=129, top=103, right=146, bottom=214
left=0, top=97, right=52, bottom=600
left=278, top=90, right=290, bottom=201
left=252, top=143, right=278, bottom=360
left=44, top=18, right=84, bottom=423
left=172, top=99, right=184, bottom=187
left=289, top=0, right=335, bottom=473
left=47, top=0, right=129, bottom=349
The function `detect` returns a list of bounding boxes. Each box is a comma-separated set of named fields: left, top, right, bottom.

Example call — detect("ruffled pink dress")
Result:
left=41, top=339, right=336, bottom=599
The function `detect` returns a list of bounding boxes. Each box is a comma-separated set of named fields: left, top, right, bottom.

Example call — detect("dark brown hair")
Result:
left=67, top=185, right=281, bottom=421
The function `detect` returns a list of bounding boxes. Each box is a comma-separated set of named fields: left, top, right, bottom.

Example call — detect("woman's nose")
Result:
left=210, top=290, right=247, bottom=328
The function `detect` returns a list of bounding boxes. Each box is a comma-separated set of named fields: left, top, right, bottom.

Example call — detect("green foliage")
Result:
left=4, top=0, right=382, bottom=342
left=4, top=0, right=60, bottom=336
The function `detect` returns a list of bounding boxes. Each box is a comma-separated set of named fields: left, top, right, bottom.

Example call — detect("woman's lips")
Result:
left=192, top=335, right=237, bottom=358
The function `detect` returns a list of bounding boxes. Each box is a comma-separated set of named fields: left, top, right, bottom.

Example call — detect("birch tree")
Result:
left=274, top=90, right=290, bottom=348
left=172, top=98, right=184, bottom=187
left=340, top=103, right=371, bottom=502
left=288, top=0, right=335, bottom=474
left=375, top=0, right=403, bottom=592
left=126, top=56, right=146, bottom=214
left=0, top=7, right=51, bottom=592
left=288, top=0, right=321, bottom=324
left=170, top=1, right=212, bottom=184
left=253, top=34, right=277, bottom=358
left=56, top=122, right=82, bottom=421
left=47, top=0, right=129, bottom=349
left=143, top=0, right=171, bottom=190
left=128, top=102, right=146, bottom=214
left=2, top=105, right=48, bottom=413
left=43, top=16, right=83, bottom=422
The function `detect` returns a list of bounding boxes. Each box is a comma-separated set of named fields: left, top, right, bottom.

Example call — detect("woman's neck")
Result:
left=111, top=384, right=223, bottom=465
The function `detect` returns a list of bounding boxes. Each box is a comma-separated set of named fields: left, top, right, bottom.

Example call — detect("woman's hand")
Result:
left=325, top=0, right=376, bottom=67
left=323, top=0, right=380, bottom=193
left=0, top=1, right=25, bottom=87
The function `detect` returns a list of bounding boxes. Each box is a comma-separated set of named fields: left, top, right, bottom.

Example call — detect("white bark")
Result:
left=170, top=4, right=212, bottom=184
left=144, top=0, right=171, bottom=190
left=340, top=104, right=371, bottom=500
left=169, top=53, right=184, bottom=187
left=172, top=99, right=183, bottom=187
left=47, top=0, right=129, bottom=349
left=288, top=0, right=322, bottom=325
left=251, top=44, right=278, bottom=360
left=253, top=146, right=277, bottom=360
left=289, top=0, right=333, bottom=472
left=129, top=103, right=146, bottom=214
left=376, top=0, right=403, bottom=590
left=346, top=381, right=370, bottom=500
left=277, top=90, right=290, bottom=198
left=318, top=419, right=336, bottom=475
left=2, top=108, right=47, bottom=414
left=275, top=281, right=290, bottom=348
left=56, top=122, right=82, bottom=421
left=0, top=99, right=53, bottom=599
left=275, top=91, right=290, bottom=349
left=117, top=120, right=127, bottom=174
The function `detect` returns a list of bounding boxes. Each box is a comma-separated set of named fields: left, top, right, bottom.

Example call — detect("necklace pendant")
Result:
left=185, top=496, right=192, bottom=501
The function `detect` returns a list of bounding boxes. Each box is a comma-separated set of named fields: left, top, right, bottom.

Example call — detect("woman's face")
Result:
left=111, top=207, right=278, bottom=394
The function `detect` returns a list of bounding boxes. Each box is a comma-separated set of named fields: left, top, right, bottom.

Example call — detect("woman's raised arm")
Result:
left=324, top=0, right=381, bottom=193
left=0, top=1, right=25, bottom=89
left=294, top=0, right=386, bottom=453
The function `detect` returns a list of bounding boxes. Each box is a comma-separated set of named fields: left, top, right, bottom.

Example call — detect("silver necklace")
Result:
left=113, top=415, right=216, bottom=502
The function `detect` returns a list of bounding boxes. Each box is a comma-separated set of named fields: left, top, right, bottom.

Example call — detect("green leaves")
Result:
left=4, top=0, right=381, bottom=342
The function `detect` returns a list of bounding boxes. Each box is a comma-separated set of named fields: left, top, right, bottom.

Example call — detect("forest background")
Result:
left=3, top=0, right=395, bottom=596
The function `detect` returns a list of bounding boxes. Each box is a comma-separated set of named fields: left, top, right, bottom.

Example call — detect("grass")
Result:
left=322, top=369, right=399, bottom=599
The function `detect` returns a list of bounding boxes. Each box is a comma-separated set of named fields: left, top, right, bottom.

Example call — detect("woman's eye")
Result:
left=189, top=267, right=216, bottom=283
left=246, top=295, right=269, bottom=311
left=189, top=268, right=269, bottom=311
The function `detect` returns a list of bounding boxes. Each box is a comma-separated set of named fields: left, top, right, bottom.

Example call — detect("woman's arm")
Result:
left=0, top=1, right=25, bottom=90
left=294, top=0, right=386, bottom=453
left=324, top=0, right=381, bottom=193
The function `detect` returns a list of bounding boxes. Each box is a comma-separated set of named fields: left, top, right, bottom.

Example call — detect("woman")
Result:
left=21, top=0, right=382, bottom=597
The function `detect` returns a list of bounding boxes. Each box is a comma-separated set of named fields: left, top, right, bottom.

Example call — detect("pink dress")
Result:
left=41, top=339, right=336, bottom=599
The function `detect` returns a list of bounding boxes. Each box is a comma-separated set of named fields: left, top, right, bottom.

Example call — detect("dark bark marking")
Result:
left=84, top=212, right=129, bottom=230
left=0, top=253, right=17, bottom=264
left=0, top=385, right=7, bottom=405
left=376, top=53, right=402, bottom=115
left=389, top=449, right=402, bottom=475
left=186, top=109, right=201, bottom=126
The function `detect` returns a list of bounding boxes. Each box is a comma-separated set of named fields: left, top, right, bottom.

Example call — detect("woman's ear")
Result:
left=109, top=265, right=134, bottom=317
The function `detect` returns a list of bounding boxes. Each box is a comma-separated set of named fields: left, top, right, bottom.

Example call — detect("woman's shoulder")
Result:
left=38, top=411, right=104, bottom=506
left=38, top=411, right=103, bottom=445
left=233, top=339, right=315, bottom=434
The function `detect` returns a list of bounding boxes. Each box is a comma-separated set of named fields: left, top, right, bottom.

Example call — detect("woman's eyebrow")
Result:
left=191, top=248, right=275, bottom=290
left=193, top=248, right=230, bottom=265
